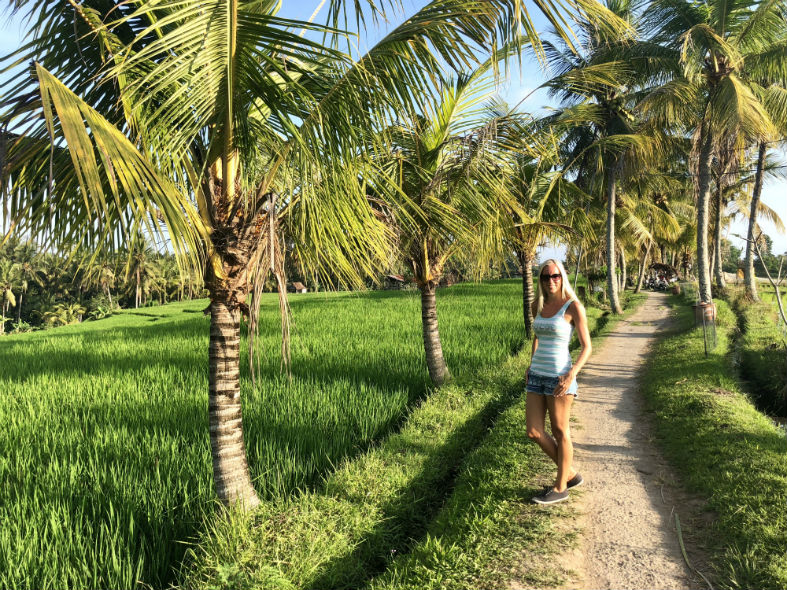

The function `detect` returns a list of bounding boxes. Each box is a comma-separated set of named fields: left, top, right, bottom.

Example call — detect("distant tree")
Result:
left=375, top=66, right=520, bottom=385
left=42, top=301, right=86, bottom=327
left=754, top=234, right=783, bottom=278
left=83, top=259, right=117, bottom=306
left=720, top=238, right=742, bottom=274
left=0, top=258, right=19, bottom=334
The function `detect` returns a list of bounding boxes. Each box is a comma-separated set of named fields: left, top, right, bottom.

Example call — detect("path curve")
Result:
left=566, top=291, right=704, bottom=589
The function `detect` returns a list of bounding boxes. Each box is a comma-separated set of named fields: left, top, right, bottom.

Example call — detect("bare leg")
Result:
left=526, top=393, right=557, bottom=462
left=546, top=394, right=575, bottom=492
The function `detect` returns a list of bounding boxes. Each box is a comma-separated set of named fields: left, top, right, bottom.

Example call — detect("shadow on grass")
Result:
left=305, top=374, right=525, bottom=590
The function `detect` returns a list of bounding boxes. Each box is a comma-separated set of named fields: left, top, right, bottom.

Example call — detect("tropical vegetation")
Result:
left=1, top=0, right=786, bottom=587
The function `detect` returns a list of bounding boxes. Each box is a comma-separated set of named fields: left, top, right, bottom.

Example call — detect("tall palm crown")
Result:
left=640, top=0, right=787, bottom=302
left=375, top=67, right=521, bottom=385
left=540, top=0, right=657, bottom=313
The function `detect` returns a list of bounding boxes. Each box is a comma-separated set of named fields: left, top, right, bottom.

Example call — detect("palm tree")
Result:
left=374, top=68, right=521, bottom=385
left=541, top=0, right=656, bottom=314
left=641, top=0, right=787, bottom=303
left=123, top=238, right=160, bottom=308
left=2, top=0, right=622, bottom=507
left=7, top=240, right=43, bottom=323
left=42, top=301, right=87, bottom=327
left=744, top=86, right=787, bottom=299
left=506, top=130, right=588, bottom=339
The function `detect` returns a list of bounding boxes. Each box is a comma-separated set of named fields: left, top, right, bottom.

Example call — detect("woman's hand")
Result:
left=552, top=373, right=573, bottom=397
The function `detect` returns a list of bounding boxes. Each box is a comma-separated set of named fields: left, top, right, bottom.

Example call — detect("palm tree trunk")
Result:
left=420, top=283, right=450, bottom=385
left=696, top=126, right=714, bottom=303
left=136, top=268, right=141, bottom=309
left=17, top=291, right=22, bottom=323
left=573, top=245, right=583, bottom=292
left=606, top=168, right=622, bottom=314
left=635, top=242, right=651, bottom=293
left=208, top=298, right=261, bottom=508
left=1, top=302, right=5, bottom=334
left=745, top=141, right=767, bottom=301
left=619, top=247, right=627, bottom=292
left=517, top=248, right=535, bottom=340
left=713, top=180, right=725, bottom=288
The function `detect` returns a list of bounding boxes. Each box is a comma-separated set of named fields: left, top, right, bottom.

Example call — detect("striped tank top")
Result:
left=530, top=299, right=575, bottom=378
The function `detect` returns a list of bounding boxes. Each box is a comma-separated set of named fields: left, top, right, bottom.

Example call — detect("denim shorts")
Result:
left=526, top=372, right=578, bottom=397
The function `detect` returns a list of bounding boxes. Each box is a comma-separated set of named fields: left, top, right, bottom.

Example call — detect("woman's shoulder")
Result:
left=566, top=298, right=586, bottom=316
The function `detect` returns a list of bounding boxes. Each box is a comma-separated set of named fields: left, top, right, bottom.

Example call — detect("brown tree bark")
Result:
left=516, top=248, right=535, bottom=340
left=208, top=299, right=260, bottom=508
left=696, top=125, right=715, bottom=303
left=711, top=177, right=725, bottom=289
left=635, top=242, right=651, bottom=293
left=606, top=168, right=622, bottom=314
left=619, top=247, right=627, bottom=293
left=420, top=282, right=450, bottom=386
left=744, top=141, right=767, bottom=301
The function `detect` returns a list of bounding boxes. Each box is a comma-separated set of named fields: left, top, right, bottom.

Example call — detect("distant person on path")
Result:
left=526, top=259, right=592, bottom=505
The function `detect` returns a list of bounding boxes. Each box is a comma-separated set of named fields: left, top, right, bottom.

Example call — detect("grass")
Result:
left=731, top=288, right=786, bottom=415
left=641, top=292, right=787, bottom=590
left=177, top=291, right=645, bottom=590
left=0, top=281, right=524, bottom=589
left=362, top=291, right=646, bottom=590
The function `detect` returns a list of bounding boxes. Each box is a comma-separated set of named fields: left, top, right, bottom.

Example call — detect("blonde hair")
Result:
left=531, top=259, right=579, bottom=317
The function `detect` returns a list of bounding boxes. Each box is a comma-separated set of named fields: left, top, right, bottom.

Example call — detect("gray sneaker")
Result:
left=532, top=487, right=569, bottom=504
left=567, top=472, right=584, bottom=489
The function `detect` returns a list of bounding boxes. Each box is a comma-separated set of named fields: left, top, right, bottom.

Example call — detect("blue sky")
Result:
left=2, top=1, right=785, bottom=261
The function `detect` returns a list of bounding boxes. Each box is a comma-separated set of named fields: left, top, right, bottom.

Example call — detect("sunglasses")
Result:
left=540, top=273, right=562, bottom=282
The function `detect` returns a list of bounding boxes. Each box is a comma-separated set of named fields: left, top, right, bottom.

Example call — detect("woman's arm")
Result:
left=568, top=300, right=592, bottom=377
left=554, top=300, right=592, bottom=396
left=527, top=334, right=539, bottom=377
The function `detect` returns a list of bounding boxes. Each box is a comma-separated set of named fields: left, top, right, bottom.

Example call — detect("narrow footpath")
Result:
left=560, top=291, right=706, bottom=589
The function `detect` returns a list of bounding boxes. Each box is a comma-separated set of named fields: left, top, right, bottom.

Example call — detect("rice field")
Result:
left=0, top=281, right=523, bottom=589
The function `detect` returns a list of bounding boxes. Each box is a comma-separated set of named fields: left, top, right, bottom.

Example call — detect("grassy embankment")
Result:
left=0, top=282, right=524, bottom=589
left=732, top=287, right=786, bottom=416
left=179, top=291, right=645, bottom=590
left=640, top=287, right=787, bottom=590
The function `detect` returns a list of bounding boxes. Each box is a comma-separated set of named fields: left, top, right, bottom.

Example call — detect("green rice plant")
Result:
left=177, top=285, right=644, bottom=590
left=0, top=281, right=522, bottom=589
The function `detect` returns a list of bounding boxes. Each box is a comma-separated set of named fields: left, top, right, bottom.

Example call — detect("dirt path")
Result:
left=560, top=291, right=707, bottom=590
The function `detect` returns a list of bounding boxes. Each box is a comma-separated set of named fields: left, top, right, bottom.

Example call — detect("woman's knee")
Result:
left=526, top=427, right=544, bottom=441
left=552, top=426, right=570, bottom=443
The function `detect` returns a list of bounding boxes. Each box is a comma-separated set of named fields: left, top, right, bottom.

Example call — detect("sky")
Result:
left=2, top=2, right=785, bottom=262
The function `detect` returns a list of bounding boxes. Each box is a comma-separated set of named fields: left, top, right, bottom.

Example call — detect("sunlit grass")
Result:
left=0, top=281, right=523, bottom=589
left=643, top=294, right=787, bottom=590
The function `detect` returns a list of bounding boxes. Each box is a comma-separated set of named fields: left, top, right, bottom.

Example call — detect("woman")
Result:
left=526, top=259, right=592, bottom=505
